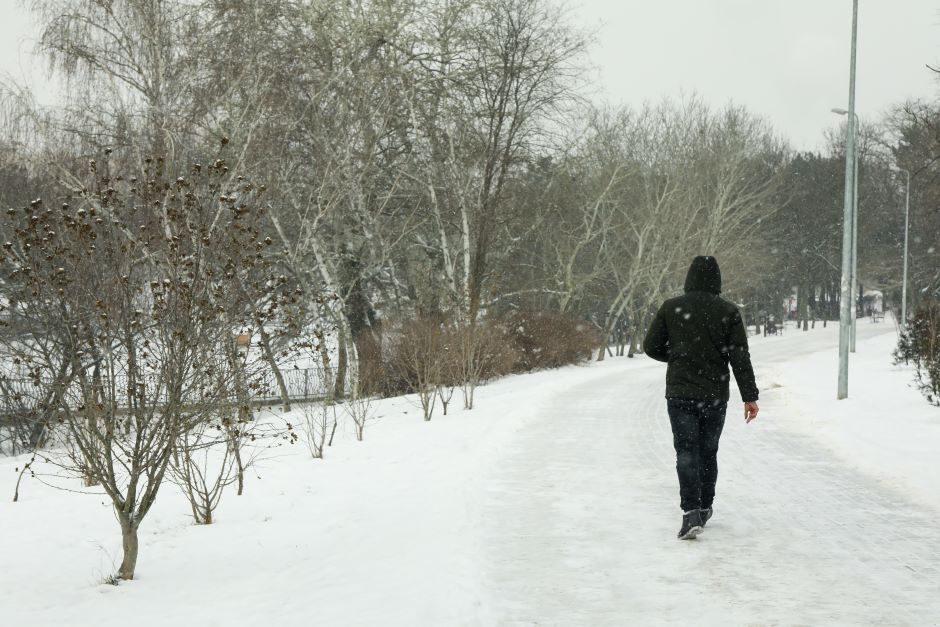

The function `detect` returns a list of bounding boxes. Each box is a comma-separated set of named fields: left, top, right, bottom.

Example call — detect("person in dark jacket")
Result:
left=643, top=256, right=759, bottom=540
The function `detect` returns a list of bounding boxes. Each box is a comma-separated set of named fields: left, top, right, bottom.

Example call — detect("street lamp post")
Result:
left=836, top=0, right=859, bottom=400
left=898, top=168, right=911, bottom=328
left=832, top=107, right=860, bottom=353
left=851, top=133, right=859, bottom=353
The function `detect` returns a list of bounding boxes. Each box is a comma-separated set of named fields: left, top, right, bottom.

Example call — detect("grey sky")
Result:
left=2, top=1, right=938, bottom=151
left=572, top=0, right=940, bottom=150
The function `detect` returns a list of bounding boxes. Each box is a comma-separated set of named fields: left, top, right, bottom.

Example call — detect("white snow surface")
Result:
left=3, top=318, right=939, bottom=626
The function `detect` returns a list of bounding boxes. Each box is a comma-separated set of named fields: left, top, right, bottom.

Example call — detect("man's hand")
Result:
left=744, top=401, right=759, bottom=424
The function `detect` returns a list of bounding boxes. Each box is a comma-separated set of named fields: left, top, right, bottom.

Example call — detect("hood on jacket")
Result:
left=683, top=256, right=722, bottom=294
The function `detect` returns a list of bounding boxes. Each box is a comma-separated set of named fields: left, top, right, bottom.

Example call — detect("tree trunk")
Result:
left=118, top=519, right=140, bottom=580
left=809, top=282, right=817, bottom=329
left=255, top=320, right=290, bottom=412
left=28, top=361, right=72, bottom=449
left=27, top=414, right=48, bottom=449
left=627, top=322, right=638, bottom=358
left=858, top=281, right=864, bottom=319
left=328, top=414, right=339, bottom=447
left=83, top=467, right=98, bottom=488
left=316, top=334, right=335, bottom=402
left=231, top=432, right=245, bottom=497
left=596, top=316, right=616, bottom=362
left=832, top=279, right=840, bottom=320
left=334, top=333, right=348, bottom=401
left=225, top=341, right=249, bottom=495
left=796, top=284, right=809, bottom=331
left=628, top=313, right=648, bottom=357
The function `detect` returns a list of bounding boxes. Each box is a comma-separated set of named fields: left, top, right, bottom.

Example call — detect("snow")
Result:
left=763, top=320, right=940, bottom=512
left=2, top=317, right=939, bottom=625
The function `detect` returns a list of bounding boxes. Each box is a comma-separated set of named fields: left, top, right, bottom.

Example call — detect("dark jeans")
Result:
left=667, top=398, right=727, bottom=512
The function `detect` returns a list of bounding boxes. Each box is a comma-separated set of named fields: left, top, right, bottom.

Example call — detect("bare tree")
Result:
left=169, top=416, right=238, bottom=525
left=452, top=321, right=513, bottom=410
left=301, top=400, right=335, bottom=458
left=392, top=319, right=443, bottom=421
left=405, top=0, right=587, bottom=321
left=344, top=393, right=375, bottom=442
left=24, top=0, right=210, bottom=154
left=0, top=152, right=287, bottom=579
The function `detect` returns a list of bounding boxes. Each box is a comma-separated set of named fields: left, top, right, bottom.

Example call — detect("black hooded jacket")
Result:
left=642, top=257, right=759, bottom=403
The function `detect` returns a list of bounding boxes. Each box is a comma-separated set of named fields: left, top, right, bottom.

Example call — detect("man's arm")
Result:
left=727, top=308, right=759, bottom=403
left=642, top=304, right=670, bottom=362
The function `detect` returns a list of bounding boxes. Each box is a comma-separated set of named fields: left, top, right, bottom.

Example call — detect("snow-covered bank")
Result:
left=0, top=362, right=607, bottom=627
left=758, top=320, right=940, bottom=513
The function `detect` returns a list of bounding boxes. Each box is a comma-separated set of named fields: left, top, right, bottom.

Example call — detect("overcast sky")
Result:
left=1, top=1, right=938, bottom=152
left=572, top=0, right=940, bottom=150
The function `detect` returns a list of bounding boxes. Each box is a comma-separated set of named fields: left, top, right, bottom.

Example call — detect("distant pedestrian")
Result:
left=643, top=256, right=759, bottom=540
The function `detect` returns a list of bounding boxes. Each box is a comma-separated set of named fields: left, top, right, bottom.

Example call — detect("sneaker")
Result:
left=677, top=509, right=704, bottom=540
left=700, top=507, right=713, bottom=527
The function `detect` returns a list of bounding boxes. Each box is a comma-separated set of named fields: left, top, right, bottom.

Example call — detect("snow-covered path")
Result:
left=480, top=323, right=940, bottom=625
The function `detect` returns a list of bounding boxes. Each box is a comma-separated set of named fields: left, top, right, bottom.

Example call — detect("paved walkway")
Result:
left=480, top=327, right=940, bottom=625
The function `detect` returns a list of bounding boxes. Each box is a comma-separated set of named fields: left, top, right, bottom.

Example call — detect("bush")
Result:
left=354, top=330, right=387, bottom=398
left=444, top=321, right=517, bottom=409
left=895, top=302, right=940, bottom=406
left=376, top=311, right=595, bottom=412
left=387, top=318, right=445, bottom=420
left=504, top=310, right=599, bottom=372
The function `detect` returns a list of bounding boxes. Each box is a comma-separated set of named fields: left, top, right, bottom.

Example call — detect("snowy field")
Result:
left=3, top=319, right=939, bottom=626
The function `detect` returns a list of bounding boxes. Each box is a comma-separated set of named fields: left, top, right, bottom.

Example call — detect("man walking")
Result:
left=643, top=256, right=759, bottom=540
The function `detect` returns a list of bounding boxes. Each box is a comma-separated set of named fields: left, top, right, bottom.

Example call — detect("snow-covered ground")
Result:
left=2, top=318, right=939, bottom=626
